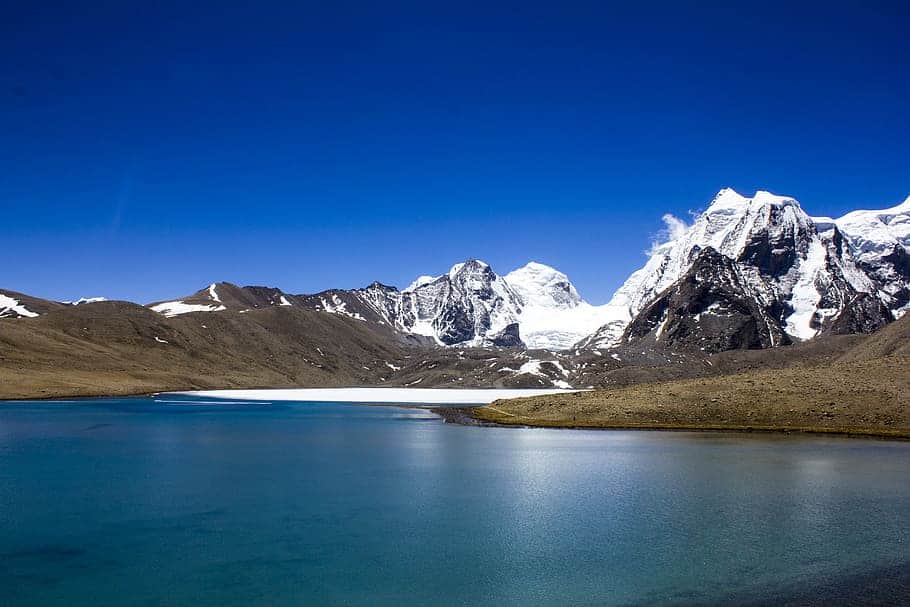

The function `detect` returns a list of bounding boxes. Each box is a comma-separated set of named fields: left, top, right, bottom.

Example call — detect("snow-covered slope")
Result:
left=505, top=262, right=582, bottom=308
left=816, top=195, right=910, bottom=317
left=584, top=188, right=886, bottom=349
left=505, top=262, right=629, bottom=349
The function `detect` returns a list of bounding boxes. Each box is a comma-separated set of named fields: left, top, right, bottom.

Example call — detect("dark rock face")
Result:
left=809, top=238, right=893, bottom=337
left=437, top=301, right=478, bottom=344
left=861, top=245, right=910, bottom=312
left=736, top=204, right=811, bottom=278
left=489, top=323, right=522, bottom=347
left=624, top=242, right=894, bottom=354
left=623, top=248, right=790, bottom=354
left=828, top=294, right=894, bottom=335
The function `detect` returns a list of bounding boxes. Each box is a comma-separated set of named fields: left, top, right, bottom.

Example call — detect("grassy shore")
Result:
left=470, top=355, right=910, bottom=438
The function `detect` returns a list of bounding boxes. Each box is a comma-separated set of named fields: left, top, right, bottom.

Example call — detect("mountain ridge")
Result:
left=4, top=188, right=908, bottom=359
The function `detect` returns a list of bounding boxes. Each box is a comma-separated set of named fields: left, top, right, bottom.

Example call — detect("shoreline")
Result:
left=4, top=388, right=909, bottom=441
left=430, top=406, right=910, bottom=440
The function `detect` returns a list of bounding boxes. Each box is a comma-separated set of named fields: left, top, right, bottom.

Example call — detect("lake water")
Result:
left=1, top=396, right=908, bottom=606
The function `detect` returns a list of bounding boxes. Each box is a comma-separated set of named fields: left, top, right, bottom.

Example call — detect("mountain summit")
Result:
left=583, top=188, right=899, bottom=351
left=303, top=259, right=624, bottom=349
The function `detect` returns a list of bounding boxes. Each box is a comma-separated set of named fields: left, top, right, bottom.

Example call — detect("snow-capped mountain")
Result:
left=140, top=262, right=616, bottom=349
left=583, top=188, right=894, bottom=351
left=398, top=260, right=523, bottom=346
left=504, top=263, right=628, bottom=349
left=5, top=187, right=907, bottom=360
left=815, top=195, right=910, bottom=317
left=136, top=186, right=906, bottom=355
left=295, top=261, right=525, bottom=347
left=304, top=260, right=622, bottom=349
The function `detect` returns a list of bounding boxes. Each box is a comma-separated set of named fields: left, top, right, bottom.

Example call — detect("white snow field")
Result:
left=167, top=387, right=582, bottom=404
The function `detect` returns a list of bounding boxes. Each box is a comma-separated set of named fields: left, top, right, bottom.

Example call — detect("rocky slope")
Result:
left=815, top=195, right=910, bottom=316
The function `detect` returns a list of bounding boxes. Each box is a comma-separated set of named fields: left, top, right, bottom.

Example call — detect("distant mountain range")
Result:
left=138, top=189, right=910, bottom=351
left=1, top=188, right=908, bottom=395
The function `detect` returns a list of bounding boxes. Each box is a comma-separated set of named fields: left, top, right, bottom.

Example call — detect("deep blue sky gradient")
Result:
left=2, top=2, right=908, bottom=303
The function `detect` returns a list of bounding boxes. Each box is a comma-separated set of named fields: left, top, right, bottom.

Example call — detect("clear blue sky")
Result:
left=2, top=2, right=908, bottom=304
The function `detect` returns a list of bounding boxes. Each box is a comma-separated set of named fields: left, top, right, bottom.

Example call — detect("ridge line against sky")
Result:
left=1, top=2, right=908, bottom=303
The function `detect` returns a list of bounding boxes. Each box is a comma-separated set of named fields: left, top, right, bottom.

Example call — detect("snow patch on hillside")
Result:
left=150, top=301, right=227, bottom=317
left=320, top=295, right=366, bottom=321
left=0, top=294, right=38, bottom=318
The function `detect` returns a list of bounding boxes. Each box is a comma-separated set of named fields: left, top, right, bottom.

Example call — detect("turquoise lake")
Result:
left=1, top=396, right=908, bottom=606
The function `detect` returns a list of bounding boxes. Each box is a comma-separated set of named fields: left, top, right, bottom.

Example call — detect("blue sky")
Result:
left=2, top=2, right=908, bottom=304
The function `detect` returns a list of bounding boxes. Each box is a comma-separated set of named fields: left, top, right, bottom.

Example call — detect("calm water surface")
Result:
left=1, top=397, right=908, bottom=606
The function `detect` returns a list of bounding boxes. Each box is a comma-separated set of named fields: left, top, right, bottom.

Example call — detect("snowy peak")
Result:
left=298, top=258, right=621, bottom=350
left=408, top=259, right=521, bottom=346
left=613, top=188, right=821, bottom=308
left=393, top=259, right=624, bottom=349
left=833, top=195, right=910, bottom=254
left=447, top=259, right=502, bottom=295
left=694, top=188, right=812, bottom=264
left=825, top=195, right=910, bottom=315
left=502, top=262, right=627, bottom=350
left=505, top=262, right=582, bottom=309
left=591, top=188, right=892, bottom=349
left=404, top=275, right=438, bottom=292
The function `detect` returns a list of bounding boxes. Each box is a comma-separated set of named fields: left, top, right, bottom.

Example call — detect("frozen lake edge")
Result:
left=165, top=387, right=585, bottom=405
